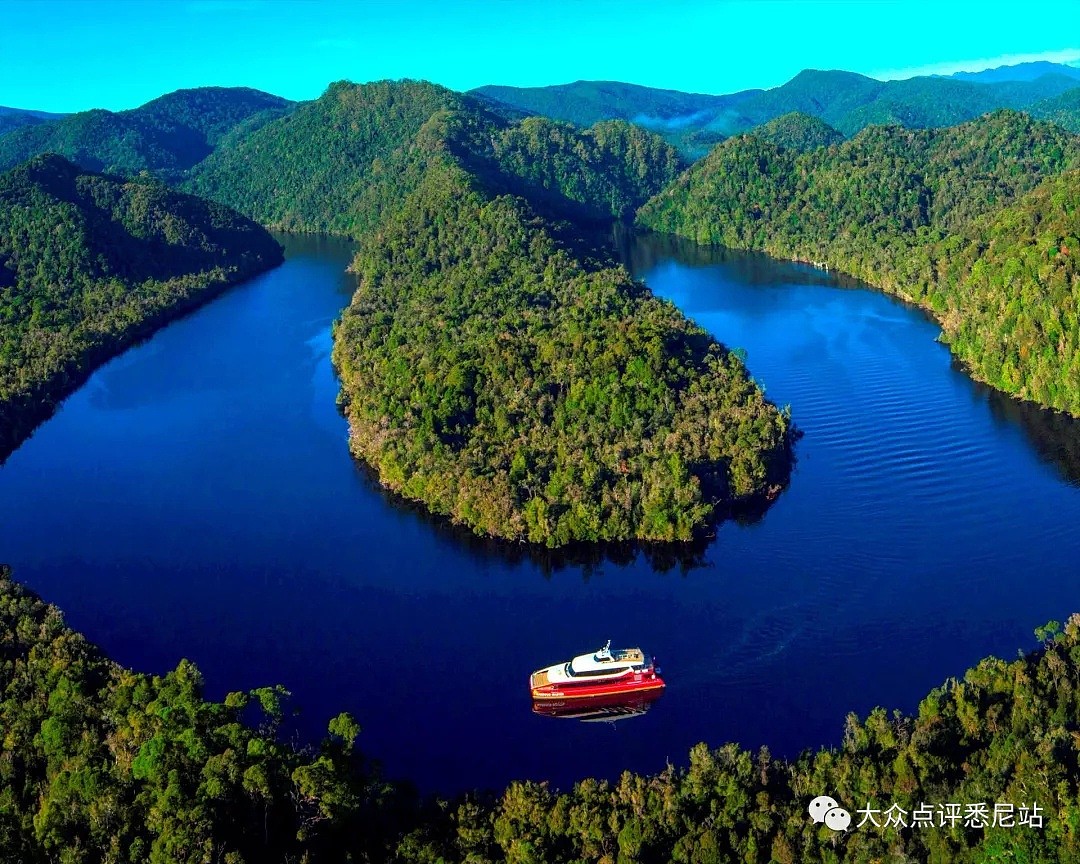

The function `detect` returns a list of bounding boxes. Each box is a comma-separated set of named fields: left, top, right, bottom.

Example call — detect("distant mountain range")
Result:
left=472, top=61, right=1080, bottom=156
left=948, top=60, right=1080, bottom=84
left=0, top=106, right=67, bottom=137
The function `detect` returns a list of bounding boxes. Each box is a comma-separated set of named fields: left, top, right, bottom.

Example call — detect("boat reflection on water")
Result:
left=531, top=688, right=663, bottom=724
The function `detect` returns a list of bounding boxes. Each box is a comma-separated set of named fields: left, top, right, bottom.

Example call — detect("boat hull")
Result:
left=532, top=688, right=664, bottom=719
left=530, top=673, right=665, bottom=701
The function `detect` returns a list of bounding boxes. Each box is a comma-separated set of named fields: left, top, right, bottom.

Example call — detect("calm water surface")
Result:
left=2, top=232, right=1080, bottom=794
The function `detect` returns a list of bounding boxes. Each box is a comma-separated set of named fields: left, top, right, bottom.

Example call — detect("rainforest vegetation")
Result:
left=183, top=81, right=685, bottom=233
left=746, top=112, right=845, bottom=153
left=6, top=567, right=1080, bottom=863
left=333, top=157, right=789, bottom=545
left=0, top=153, right=282, bottom=460
left=638, top=111, right=1080, bottom=415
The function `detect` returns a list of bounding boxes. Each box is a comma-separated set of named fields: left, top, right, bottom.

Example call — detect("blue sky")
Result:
left=3, top=0, right=1079, bottom=112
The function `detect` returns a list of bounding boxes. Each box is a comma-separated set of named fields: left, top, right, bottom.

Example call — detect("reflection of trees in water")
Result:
left=346, top=458, right=788, bottom=578
left=980, top=381, right=1080, bottom=487
left=609, top=225, right=865, bottom=291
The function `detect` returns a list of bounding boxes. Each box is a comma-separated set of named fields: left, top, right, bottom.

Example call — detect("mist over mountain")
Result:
left=471, top=63, right=1080, bottom=155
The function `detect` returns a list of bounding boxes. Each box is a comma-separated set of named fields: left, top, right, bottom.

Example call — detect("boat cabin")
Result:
left=565, top=641, right=648, bottom=678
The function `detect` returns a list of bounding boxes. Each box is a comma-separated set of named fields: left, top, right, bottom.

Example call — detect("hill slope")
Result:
left=0, top=87, right=293, bottom=179
left=638, top=111, right=1080, bottom=414
left=0, top=154, right=282, bottom=458
left=334, top=158, right=788, bottom=545
left=184, top=80, right=469, bottom=234
left=1030, top=86, right=1080, bottom=133
left=748, top=112, right=844, bottom=152
left=186, top=80, right=687, bottom=232
left=188, top=78, right=784, bottom=545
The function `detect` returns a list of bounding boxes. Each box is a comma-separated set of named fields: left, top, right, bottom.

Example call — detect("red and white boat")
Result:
left=529, top=640, right=664, bottom=700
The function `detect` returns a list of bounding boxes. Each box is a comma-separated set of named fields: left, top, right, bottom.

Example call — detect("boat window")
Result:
left=568, top=665, right=630, bottom=677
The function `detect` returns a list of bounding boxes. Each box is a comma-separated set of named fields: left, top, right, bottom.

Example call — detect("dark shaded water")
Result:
left=3, top=232, right=1080, bottom=795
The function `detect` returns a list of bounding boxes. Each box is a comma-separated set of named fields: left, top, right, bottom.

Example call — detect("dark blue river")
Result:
left=2, top=232, right=1079, bottom=795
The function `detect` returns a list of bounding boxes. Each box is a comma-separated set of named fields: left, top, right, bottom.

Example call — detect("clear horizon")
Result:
left=2, top=0, right=1079, bottom=113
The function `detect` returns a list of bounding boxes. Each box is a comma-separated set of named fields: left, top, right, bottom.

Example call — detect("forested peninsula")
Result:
left=638, top=111, right=1080, bottom=415
left=0, top=154, right=283, bottom=460
left=5, top=567, right=1080, bottom=863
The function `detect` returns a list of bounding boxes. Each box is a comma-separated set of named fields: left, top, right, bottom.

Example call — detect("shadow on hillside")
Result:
left=979, top=382, right=1080, bottom=487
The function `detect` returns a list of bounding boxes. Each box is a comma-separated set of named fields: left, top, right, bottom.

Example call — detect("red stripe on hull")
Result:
left=530, top=675, right=665, bottom=700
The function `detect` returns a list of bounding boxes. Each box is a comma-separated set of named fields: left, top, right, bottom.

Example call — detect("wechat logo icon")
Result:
left=809, top=795, right=851, bottom=831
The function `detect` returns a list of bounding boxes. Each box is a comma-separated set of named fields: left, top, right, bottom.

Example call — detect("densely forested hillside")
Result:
left=453, top=113, right=686, bottom=221
left=0, top=154, right=282, bottom=459
left=1031, top=87, right=1080, bottom=133
left=0, top=87, right=293, bottom=179
left=334, top=154, right=788, bottom=546
left=184, top=80, right=466, bottom=235
left=186, top=80, right=685, bottom=232
left=7, top=567, right=1080, bottom=863
left=638, top=111, right=1080, bottom=414
left=748, top=112, right=844, bottom=152
left=185, top=78, right=782, bottom=545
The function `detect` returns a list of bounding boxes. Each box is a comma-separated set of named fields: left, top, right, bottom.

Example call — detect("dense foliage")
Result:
left=184, top=80, right=471, bottom=235
left=747, top=112, right=844, bottom=153
left=638, top=111, right=1080, bottom=414
left=185, top=80, right=685, bottom=232
left=8, top=568, right=1080, bottom=863
left=1031, top=86, right=1080, bottom=133
left=474, top=116, right=685, bottom=220
left=0, top=88, right=292, bottom=179
left=333, top=155, right=789, bottom=546
left=0, top=154, right=282, bottom=459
